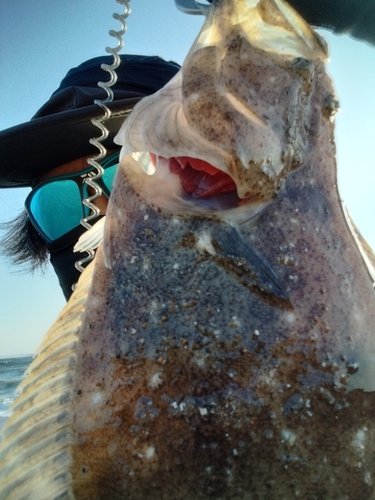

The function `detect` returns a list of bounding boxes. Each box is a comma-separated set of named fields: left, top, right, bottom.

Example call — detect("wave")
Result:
left=0, top=356, right=33, bottom=426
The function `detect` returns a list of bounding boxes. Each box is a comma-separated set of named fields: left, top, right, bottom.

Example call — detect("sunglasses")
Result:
left=25, top=151, right=119, bottom=244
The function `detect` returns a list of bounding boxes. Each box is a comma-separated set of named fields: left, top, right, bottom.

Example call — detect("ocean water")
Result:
left=0, top=356, right=33, bottom=431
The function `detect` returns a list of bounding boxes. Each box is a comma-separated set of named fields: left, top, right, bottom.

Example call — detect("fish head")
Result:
left=115, top=0, right=334, bottom=209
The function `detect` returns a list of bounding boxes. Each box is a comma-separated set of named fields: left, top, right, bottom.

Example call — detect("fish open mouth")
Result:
left=150, top=153, right=242, bottom=209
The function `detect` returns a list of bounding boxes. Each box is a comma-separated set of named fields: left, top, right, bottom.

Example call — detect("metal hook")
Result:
left=174, top=0, right=211, bottom=15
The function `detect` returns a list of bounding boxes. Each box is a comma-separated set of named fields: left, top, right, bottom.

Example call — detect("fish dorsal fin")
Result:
left=343, top=202, right=375, bottom=285
left=0, top=260, right=94, bottom=500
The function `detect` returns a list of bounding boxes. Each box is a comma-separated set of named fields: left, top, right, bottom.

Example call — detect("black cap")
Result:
left=0, top=54, right=181, bottom=188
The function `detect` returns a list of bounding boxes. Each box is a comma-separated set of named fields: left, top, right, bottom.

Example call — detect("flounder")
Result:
left=2, top=0, right=375, bottom=499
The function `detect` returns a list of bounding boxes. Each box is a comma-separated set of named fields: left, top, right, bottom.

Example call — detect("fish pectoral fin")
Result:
left=210, top=224, right=291, bottom=306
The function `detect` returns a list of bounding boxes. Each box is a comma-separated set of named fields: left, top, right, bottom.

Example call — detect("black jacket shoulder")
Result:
left=288, top=0, right=375, bottom=46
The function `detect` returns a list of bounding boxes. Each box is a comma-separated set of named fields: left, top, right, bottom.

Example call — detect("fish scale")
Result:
left=2, top=0, right=375, bottom=498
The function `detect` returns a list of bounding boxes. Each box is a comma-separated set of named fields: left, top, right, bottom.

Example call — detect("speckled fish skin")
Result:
left=72, top=153, right=375, bottom=499
left=69, top=2, right=375, bottom=499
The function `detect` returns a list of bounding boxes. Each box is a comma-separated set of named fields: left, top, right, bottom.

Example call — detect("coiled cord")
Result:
left=74, top=0, right=131, bottom=275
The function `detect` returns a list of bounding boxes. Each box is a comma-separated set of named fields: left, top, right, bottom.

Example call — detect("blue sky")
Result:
left=0, top=0, right=374, bottom=356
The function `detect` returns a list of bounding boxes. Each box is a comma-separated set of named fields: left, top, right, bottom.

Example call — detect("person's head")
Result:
left=0, top=55, right=181, bottom=299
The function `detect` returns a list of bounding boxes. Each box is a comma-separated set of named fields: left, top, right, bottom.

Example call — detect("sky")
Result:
left=0, top=0, right=374, bottom=357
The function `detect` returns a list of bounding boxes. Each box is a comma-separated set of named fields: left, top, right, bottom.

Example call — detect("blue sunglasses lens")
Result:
left=27, top=180, right=90, bottom=242
left=26, top=160, right=118, bottom=243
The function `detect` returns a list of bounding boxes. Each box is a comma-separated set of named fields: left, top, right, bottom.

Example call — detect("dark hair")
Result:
left=0, top=210, right=49, bottom=270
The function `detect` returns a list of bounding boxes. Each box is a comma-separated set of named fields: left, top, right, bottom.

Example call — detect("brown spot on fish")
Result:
left=176, top=231, right=198, bottom=250
left=323, top=93, right=341, bottom=119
